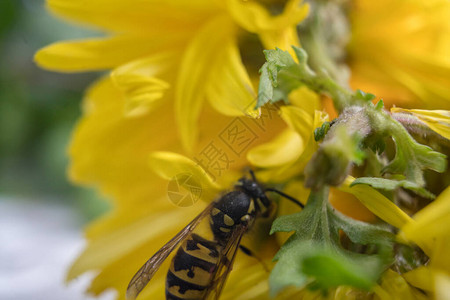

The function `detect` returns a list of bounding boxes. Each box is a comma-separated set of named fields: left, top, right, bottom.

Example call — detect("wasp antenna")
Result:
left=265, top=188, right=304, bottom=208
left=248, top=169, right=257, bottom=182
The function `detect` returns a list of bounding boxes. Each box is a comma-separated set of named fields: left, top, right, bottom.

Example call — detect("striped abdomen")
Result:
left=166, top=234, right=222, bottom=300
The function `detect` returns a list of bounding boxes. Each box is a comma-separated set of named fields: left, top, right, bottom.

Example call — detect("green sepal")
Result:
left=270, top=187, right=394, bottom=295
left=354, top=89, right=375, bottom=102
left=382, top=117, right=447, bottom=186
left=305, top=126, right=366, bottom=188
left=350, top=177, right=435, bottom=199
left=314, top=121, right=331, bottom=141
left=374, top=99, right=384, bottom=110
left=256, top=46, right=350, bottom=110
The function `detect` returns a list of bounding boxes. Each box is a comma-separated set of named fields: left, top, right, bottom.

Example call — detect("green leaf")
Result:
left=256, top=48, right=297, bottom=108
left=376, top=113, right=448, bottom=186
left=269, top=242, right=309, bottom=296
left=270, top=187, right=394, bottom=295
left=257, top=63, right=274, bottom=108
left=256, top=46, right=352, bottom=110
left=351, top=177, right=435, bottom=199
left=302, top=249, right=380, bottom=291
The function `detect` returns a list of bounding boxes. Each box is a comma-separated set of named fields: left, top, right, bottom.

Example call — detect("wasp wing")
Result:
left=126, top=201, right=215, bottom=300
left=205, top=224, right=249, bottom=300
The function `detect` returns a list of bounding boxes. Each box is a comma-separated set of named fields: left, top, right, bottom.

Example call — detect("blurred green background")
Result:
left=0, top=0, right=109, bottom=221
left=0, top=1, right=116, bottom=298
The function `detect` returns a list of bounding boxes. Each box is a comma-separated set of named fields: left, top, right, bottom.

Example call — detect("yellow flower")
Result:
left=65, top=75, right=299, bottom=298
left=62, top=80, right=319, bottom=299
left=34, top=0, right=450, bottom=298
left=349, top=0, right=450, bottom=109
left=35, top=0, right=309, bottom=151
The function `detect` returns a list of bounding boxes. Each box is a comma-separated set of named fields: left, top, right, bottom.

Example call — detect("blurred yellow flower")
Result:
left=349, top=0, right=450, bottom=109
left=35, top=0, right=308, bottom=151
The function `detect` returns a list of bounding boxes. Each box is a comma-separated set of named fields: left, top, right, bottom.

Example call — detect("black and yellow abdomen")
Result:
left=165, top=189, right=259, bottom=300
left=166, top=234, right=222, bottom=300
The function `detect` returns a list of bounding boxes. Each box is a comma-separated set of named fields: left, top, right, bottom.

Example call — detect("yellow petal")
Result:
left=435, top=271, right=450, bottom=300
left=402, top=266, right=434, bottom=292
left=391, top=108, right=450, bottom=140
left=256, top=110, right=326, bottom=183
left=247, top=129, right=302, bottom=167
left=67, top=203, right=202, bottom=280
left=226, top=0, right=308, bottom=51
left=288, top=86, right=321, bottom=116
left=401, top=187, right=450, bottom=254
left=329, top=188, right=376, bottom=222
left=175, top=16, right=239, bottom=151
left=225, top=0, right=273, bottom=33
left=111, top=52, right=179, bottom=117
left=47, top=0, right=216, bottom=34
left=220, top=260, right=270, bottom=300
left=149, top=151, right=222, bottom=199
left=70, top=201, right=208, bottom=299
left=205, top=29, right=259, bottom=118
left=374, top=269, right=428, bottom=300
left=280, top=106, right=314, bottom=141
left=339, top=176, right=414, bottom=230
left=35, top=35, right=183, bottom=72
left=431, top=235, right=450, bottom=274
left=67, top=76, right=182, bottom=234
left=225, top=0, right=308, bottom=34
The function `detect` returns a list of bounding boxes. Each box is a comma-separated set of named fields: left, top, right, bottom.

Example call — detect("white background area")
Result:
left=0, top=198, right=116, bottom=300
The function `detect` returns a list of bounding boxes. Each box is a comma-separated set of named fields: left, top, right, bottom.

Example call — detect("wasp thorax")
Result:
left=210, top=191, right=255, bottom=240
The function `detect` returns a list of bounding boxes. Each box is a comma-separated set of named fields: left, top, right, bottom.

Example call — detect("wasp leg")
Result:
left=238, top=245, right=270, bottom=272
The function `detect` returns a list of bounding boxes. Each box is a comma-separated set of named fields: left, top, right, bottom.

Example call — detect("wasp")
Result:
left=126, top=171, right=303, bottom=300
